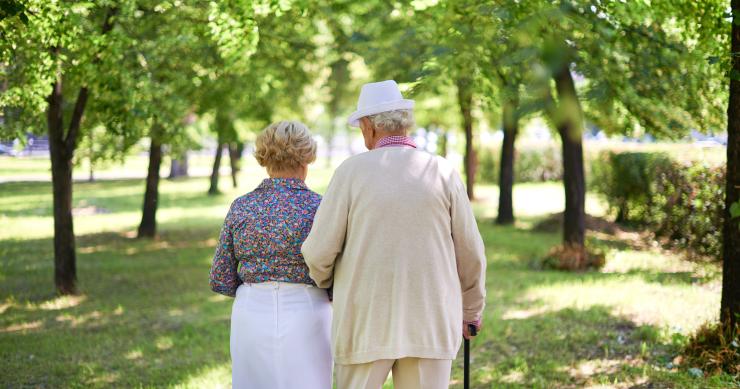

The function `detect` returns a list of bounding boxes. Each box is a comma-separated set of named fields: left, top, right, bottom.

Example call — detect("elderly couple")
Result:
left=209, top=80, right=487, bottom=389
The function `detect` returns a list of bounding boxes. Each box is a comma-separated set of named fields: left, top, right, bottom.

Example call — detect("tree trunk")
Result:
left=137, top=137, right=162, bottom=238
left=229, top=142, right=241, bottom=188
left=168, top=153, right=188, bottom=179
left=437, top=128, right=448, bottom=158
left=325, top=133, right=334, bottom=168
left=457, top=79, right=476, bottom=200
left=326, top=57, right=348, bottom=167
left=497, top=94, right=519, bottom=225
left=721, top=0, right=740, bottom=328
left=209, top=142, right=224, bottom=195
left=554, top=65, right=586, bottom=247
left=47, top=72, right=88, bottom=295
left=44, top=9, right=114, bottom=294
left=88, top=131, right=95, bottom=182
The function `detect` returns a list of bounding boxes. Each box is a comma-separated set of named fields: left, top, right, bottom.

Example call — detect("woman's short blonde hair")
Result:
left=254, top=120, right=317, bottom=174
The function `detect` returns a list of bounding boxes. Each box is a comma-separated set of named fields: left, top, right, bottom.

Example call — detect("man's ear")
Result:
left=361, top=117, right=375, bottom=136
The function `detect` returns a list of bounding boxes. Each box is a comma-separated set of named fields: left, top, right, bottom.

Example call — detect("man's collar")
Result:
left=375, top=135, right=417, bottom=149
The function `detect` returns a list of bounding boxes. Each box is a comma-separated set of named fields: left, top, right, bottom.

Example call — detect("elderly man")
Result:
left=301, top=80, right=486, bottom=389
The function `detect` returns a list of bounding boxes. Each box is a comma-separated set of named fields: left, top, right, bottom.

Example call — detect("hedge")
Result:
left=591, top=151, right=725, bottom=260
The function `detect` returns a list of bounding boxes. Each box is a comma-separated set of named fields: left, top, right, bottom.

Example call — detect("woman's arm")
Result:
left=209, top=207, right=240, bottom=297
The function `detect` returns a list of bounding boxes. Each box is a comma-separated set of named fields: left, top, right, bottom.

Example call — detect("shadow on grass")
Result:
left=476, top=217, right=718, bottom=288
left=450, top=305, right=678, bottom=389
left=0, top=227, right=234, bottom=387
left=0, top=178, right=236, bottom=218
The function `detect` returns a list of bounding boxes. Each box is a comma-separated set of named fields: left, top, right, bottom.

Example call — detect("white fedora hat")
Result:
left=347, top=80, right=415, bottom=127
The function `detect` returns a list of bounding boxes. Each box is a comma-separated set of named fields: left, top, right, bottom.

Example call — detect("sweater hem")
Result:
left=334, top=347, right=458, bottom=365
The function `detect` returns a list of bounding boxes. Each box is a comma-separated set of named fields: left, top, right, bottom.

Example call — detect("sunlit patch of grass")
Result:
left=1, top=319, right=43, bottom=333
left=474, top=182, right=607, bottom=221
left=522, top=277, right=719, bottom=330
left=173, top=364, right=231, bottom=389
left=38, top=294, right=88, bottom=311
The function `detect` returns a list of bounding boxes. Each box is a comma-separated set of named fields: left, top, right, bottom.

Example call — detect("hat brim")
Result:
left=347, top=99, right=415, bottom=127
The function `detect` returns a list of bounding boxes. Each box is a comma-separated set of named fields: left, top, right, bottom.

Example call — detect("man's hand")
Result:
left=463, top=321, right=481, bottom=340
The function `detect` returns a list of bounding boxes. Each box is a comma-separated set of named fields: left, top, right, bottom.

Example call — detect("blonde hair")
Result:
left=254, top=120, right=317, bottom=174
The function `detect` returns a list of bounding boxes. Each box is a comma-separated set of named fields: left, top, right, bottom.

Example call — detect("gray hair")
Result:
left=366, top=109, right=415, bottom=133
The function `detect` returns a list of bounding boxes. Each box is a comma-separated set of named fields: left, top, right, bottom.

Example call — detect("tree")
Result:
left=500, top=0, right=727, bottom=254
left=722, top=0, right=740, bottom=329
left=477, top=2, right=530, bottom=225
left=496, top=82, right=519, bottom=225
left=355, top=0, right=491, bottom=199
left=322, top=10, right=355, bottom=168
left=1, top=2, right=131, bottom=294
left=552, top=60, right=586, bottom=247
left=200, top=3, right=317, bottom=195
left=138, top=125, right=163, bottom=238
left=456, top=77, right=476, bottom=199
left=130, top=2, right=217, bottom=237
left=208, top=111, right=234, bottom=196
left=168, top=112, right=197, bottom=180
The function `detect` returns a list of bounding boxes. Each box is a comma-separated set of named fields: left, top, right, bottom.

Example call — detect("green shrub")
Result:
left=591, top=151, right=725, bottom=260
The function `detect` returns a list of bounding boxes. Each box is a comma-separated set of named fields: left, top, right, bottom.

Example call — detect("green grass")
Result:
left=1, top=160, right=737, bottom=388
left=0, top=154, right=218, bottom=181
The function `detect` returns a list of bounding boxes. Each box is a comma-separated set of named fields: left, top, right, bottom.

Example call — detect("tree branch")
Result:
left=63, top=6, right=118, bottom=151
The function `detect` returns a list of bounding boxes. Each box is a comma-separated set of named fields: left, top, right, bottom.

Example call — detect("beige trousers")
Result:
left=335, top=358, right=452, bottom=389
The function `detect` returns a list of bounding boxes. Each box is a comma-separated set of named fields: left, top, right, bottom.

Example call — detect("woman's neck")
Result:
left=269, top=168, right=306, bottom=180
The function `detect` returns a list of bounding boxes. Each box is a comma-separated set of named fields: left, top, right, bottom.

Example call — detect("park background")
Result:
left=1, top=1, right=739, bottom=388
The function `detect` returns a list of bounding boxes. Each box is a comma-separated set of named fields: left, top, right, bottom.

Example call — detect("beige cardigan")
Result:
left=301, top=146, right=487, bottom=365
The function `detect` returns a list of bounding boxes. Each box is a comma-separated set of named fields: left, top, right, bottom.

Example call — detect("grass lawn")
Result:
left=0, top=158, right=736, bottom=388
left=0, top=154, right=222, bottom=182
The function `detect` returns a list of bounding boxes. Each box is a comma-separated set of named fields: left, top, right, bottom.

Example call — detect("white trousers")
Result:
left=230, top=282, right=332, bottom=389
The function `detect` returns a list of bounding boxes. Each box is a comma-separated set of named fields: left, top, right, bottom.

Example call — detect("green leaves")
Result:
left=207, top=1, right=260, bottom=69
left=730, top=201, right=740, bottom=220
left=0, top=0, right=29, bottom=24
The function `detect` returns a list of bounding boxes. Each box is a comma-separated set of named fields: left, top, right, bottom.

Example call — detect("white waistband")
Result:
left=246, top=281, right=314, bottom=290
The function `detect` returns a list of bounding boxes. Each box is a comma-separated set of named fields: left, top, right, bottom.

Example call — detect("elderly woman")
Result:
left=302, top=80, right=486, bottom=389
left=209, top=121, right=331, bottom=389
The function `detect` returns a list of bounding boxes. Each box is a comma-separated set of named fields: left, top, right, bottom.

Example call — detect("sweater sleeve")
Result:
left=301, top=169, right=350, bottom=289
left=449, top=170, right=487, bottom=323
left=209, top=206, right=241, bottom=297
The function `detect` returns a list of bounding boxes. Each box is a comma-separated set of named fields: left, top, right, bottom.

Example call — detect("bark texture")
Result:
left=457, top=79, right=476, bottom=200
left=497, top=92, right=519, bottom=225
left=553, top=65, right=586, bottom=247
left=47, top=74, right=87, bottom=294
left=721, top=0, right=740, bottom=327
left=209, top=142, right=224, bottom=195
left=137, top=137, right=162, bottom=238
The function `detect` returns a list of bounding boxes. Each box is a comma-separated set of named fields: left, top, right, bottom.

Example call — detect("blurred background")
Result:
left=1, top=1, right=738, bottom=388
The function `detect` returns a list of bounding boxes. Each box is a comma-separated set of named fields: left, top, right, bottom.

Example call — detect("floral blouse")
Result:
left=209, top=178, right=322, bottom=297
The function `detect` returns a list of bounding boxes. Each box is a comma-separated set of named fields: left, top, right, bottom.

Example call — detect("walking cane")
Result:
left=464, top=324, right=477, bottom=389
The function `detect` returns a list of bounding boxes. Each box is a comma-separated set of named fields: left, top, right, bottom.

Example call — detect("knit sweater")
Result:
left=301, top=146, right=487, bottom=364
